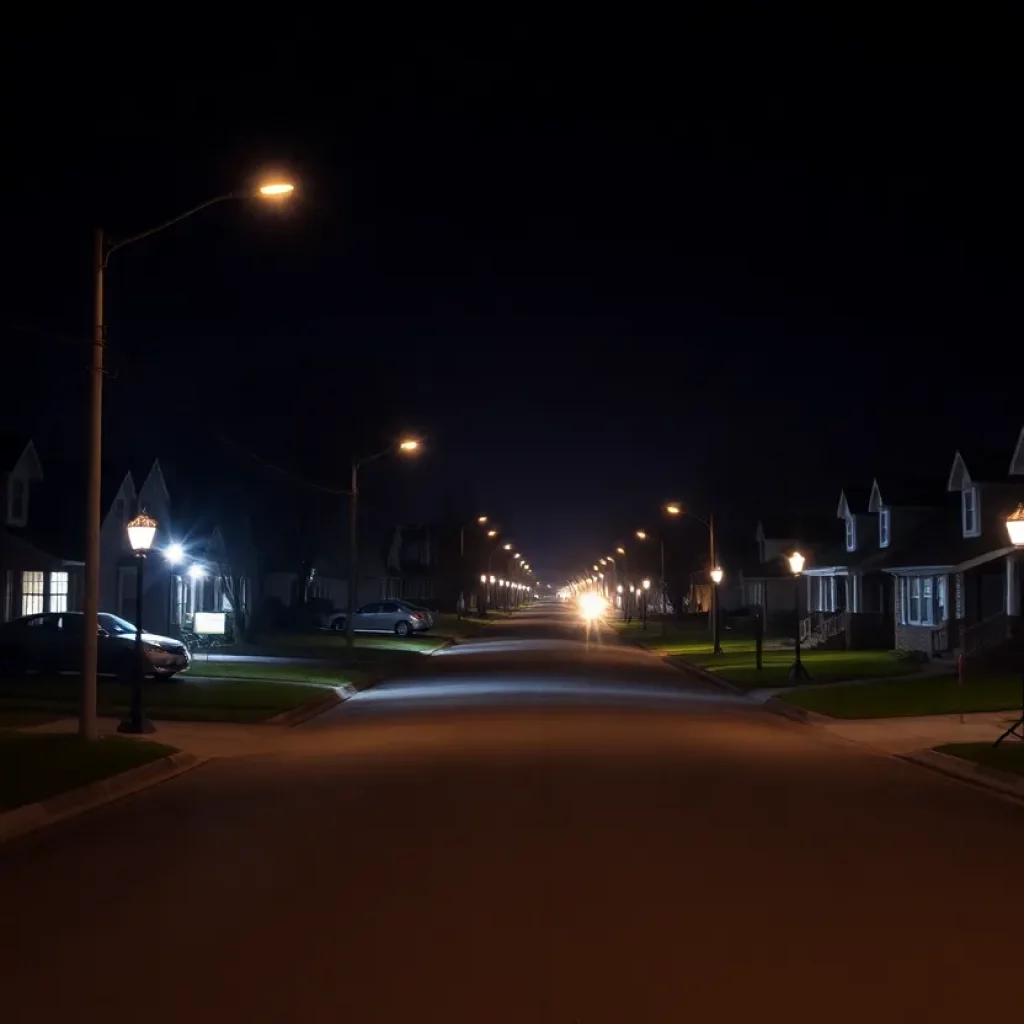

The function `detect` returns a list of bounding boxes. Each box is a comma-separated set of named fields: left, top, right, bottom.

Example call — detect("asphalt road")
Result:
left=2, top=602, right=1022, bottom=1022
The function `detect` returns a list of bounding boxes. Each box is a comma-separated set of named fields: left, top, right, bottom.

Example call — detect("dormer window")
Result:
left=962, top=486, right=979, bottom=537
left=879, top=507, right=890, bottom=548
left=845, top=514, right=856, bottom=552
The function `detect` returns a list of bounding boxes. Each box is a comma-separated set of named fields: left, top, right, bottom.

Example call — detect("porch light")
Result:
left=165, top=542, right=185, bottom=564
left=480, top=574, right=487, bottom=583
left=788, top=550, right=806, bottom=575
left=188, top=564, right=206, bottom=580
left=1006, top=504, right=1024, bottom=547
left=642, top=578, right=651, bottom=590
left=710, top=566, right=724, bottom=584
left=126, top=512, right=158, bottom=553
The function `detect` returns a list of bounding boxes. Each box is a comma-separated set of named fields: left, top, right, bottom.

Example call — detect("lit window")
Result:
left=48, top=571, right=69, bottom=613
left=902, top=576, right=934, bottom=626
left=845, top=515, right=856, bottom=552
left=879, top=508, right=890, bottom=548
left=962, top=487, right=979, bottom=536
left=21, top=571, right=44, bottom=616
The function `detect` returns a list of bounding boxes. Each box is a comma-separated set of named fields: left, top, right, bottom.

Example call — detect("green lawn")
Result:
left=0, top=733, right=178, bottom=811
left=0, top=678, right=334, bottom=723
left=185, top=658, right=363, bottom=687
left=253, top=631, right=451, bottom=655
left=782, top=674, right=1022, bottom=719
left=935, top=741, right=1024, bottom=777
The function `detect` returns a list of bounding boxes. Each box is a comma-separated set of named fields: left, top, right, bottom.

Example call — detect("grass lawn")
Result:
left=782, top=673, right=1023, bottom=719
left=935, top=741, right=1024, bottom=777
left=0, top=677, right=334, bottom=723
left=0, top=733, right=178, bottom=812
left=185, top=658, right=364, bottom=687
left=253, top=631, right=451, bottom=655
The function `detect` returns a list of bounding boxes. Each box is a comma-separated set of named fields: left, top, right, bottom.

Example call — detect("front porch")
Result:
left=800, top=568, right=894, bottom=650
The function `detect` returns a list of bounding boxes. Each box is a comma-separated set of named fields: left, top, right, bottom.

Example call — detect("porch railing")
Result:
left=799, top=616, right=812, bottom=642
left=822, top=613, right=845, bottom=639
left=960, top=613, right=1011, bottom=659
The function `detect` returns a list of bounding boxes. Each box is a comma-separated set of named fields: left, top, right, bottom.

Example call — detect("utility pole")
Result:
left=80, top=229, right=104, bottom=739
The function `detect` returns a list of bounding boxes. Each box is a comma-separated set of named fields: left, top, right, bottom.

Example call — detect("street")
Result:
left=1, top=602, right=1021, bottom=1022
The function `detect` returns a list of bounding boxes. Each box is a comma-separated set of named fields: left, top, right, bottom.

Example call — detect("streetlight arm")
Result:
left=355, top=446, right=395, bottom=471
left=104, top=193, right=238, bottom=264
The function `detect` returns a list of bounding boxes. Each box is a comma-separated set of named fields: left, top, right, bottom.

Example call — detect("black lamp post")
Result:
left=642, top=578, right=650, bottom=630
left=995, top=505, right=1024, bottom=746
left=788, top=550, right=810, bottom=682
left=710, top=566, right=724, bottom=655
left=118, top=512, right=158, bottom=734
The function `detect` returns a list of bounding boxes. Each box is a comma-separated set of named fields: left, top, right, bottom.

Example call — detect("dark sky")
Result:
left=4, top=7, right=1022, bottom=579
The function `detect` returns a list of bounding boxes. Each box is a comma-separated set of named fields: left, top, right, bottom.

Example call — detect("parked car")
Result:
left=0, top=612, right=191, bottom=680
left=328, top=601, right=432, bottom=636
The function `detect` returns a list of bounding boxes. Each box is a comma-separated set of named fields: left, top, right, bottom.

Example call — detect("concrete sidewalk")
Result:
left=813, top=710, right=1016, bottom=755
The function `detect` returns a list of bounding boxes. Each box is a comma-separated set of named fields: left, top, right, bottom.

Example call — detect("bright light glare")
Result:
left=788, top=550, right=806, bottom=574
left=578, top=592, right=608, bottom=621
left=258, top=182, right=294, bottom=196
left=188, top=564, right=206, bottom=580
left=398, top=439, right=420, bottom=451
left=165, top=542, right=185, bottom=564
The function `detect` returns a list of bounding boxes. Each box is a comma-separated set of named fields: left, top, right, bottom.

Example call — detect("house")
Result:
left=877, top=428, right=1024, bottom=659
left=799, top=487, right=896, bottom=649
left=738, top=516, right=834, bottom=631
left=1, top=437, right=83, bottom=621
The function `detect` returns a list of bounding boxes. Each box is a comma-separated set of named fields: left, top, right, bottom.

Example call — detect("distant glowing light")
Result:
left=788, top=551, right=806, bottom=575
left=165, top=542, right=185, bottom=564
left=188, top=564, right=206, bottom=580
left=636, top=530, right=648, bottom=540
left=665, top=503, right=681, bottom=516
left=258, top=182, right=294, bottom=196
left=710, top=566, right=724, bottom=584
left=578, top=592, right=608, bottom=621
left=398, top=439, right=420, bottom=451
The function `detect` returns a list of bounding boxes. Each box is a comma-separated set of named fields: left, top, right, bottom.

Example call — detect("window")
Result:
left=48, top=571, right=69, bottom=612
left=937, top=575, right=949, bottom=623
left=845, top=515, right=856, bottom=552
left=901, top=576, right=934, bottom=626
left=962, top=486, right=979, bottom=536
left=21, top=571, right=44, bottom=616
left=879, top=508, right=890, bottom=548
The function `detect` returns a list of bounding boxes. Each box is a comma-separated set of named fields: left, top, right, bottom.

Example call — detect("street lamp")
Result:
left=119, top=513, right=158, bottom=735
left=788, top=551, right=810, bottom=681
left=346, top=437, right=422, bottom=647
left=80, top=179, right=295, bottom=739
left=709, top=566, right=724, bottom=655
left=996, top=506, right=1024, bottom=745
left=635, top=530, right=666, bottom=633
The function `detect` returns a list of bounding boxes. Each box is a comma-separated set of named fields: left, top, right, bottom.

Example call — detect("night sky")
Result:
left=4, top=8, right=1021, bottom=579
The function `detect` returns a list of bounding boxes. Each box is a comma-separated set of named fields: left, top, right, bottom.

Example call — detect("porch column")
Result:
left=1006, top=553, right=1020, bottom=617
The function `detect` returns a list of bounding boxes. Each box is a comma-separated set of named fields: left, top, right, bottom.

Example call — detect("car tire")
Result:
left=394, top=621, right=411, bottom=637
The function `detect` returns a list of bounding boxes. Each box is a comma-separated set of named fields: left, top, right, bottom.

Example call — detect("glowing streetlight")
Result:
left=164, top=542, right=185, bottom=565
left=480, top=574, right=487, bottom=583
left=665, top=503, right=682, bottom=516
left=788, top=551, right=810, bottom=681
left=487, top=529, right=498, bottom=538
left=188, top=564, right=206, bottom=580
left=257, top=181, right=295, bottom=196
left=636, top=530, right=647, bottom=540
left=120, top=513, right=158, bottom=736
left=398, top=438, right=421, bottom=452
left=643, top=579, right=651, bottom=590
left=504, top=543, right=513, bottom=551
left=1006, top=504, right=1024, bottom=547
left=616, top=546, right=625, bottom=555
left=477, top=516, right=489, bottom=524
left=710, top=567, right=724, bottom=585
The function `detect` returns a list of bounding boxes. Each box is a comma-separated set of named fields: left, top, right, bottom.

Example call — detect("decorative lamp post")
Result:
left=787, top=551, right=810, bottom=682
left=995, top=506, right=1024, bottom=745
left=709, top=566, right=724, bottom=655
left=642, top=578, right=651, bottom=631
left=119, top=512, right=158, bottom=735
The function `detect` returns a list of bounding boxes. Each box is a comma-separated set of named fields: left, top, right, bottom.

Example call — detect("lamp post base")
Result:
left=788, top=661, right=811, bottom=683
left=117, top=715, right=156, bottom=735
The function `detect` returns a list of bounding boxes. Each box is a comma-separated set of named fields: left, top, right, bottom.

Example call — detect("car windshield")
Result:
left=98, top=613, right=137, bottom=635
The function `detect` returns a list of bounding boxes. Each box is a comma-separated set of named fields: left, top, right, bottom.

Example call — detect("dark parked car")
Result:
left=0, top=612, right=190, bottom=680
left=327, top=601, right=432, bottom=636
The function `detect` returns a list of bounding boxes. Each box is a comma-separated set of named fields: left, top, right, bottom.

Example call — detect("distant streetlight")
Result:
left=80, top=179, right=296, bottom=740
left=347, top=438, right=422, bottom=647
left=996, top=510, right=1024, bottom=745
left=487, top=529, right=498, bottom=538
left=635, top=530, right=647, bottom=540
left=119, top=513, right=158, bottom=736
left=788, top=551, right=810, bottom=681
left=477, top=516, right=489, bottom=524
left=504, top=543, right=513, bottom=550
left=665, top=503, right=682, bottom=516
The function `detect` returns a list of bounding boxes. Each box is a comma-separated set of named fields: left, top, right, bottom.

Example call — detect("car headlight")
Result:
left=143, top=643, right=165, bottom=654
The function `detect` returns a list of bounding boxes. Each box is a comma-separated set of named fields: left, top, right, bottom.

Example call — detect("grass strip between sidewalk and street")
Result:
left=934, top=741, right=1024, bottom=777
left=0, top=733, right=178, bottom=812
left=780, top=674, right=1023, bottom=719
left=0, top=677, right=339, bottom=723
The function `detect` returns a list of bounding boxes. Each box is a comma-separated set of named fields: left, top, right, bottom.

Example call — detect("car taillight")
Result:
left=411, top=611, right=424, bottom=620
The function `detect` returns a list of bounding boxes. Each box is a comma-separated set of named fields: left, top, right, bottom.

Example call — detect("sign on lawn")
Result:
left=193, top=612, right=226, bottom=635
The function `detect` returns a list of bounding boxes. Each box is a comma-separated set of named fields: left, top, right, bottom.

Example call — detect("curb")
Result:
left=897, top=748, right=1024, bottom=803
left=266, top=689, right=344, bottom=726
left=0, top=751, right=203, bottom=846
left=428, top=638, right=458, bottom=655
left=662, top=656, right=748, bottom=697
